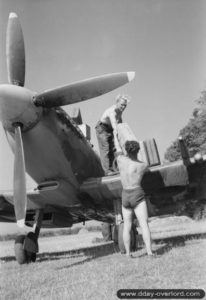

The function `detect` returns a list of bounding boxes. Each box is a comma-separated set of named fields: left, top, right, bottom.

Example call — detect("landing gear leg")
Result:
left=101, top=199, right=123, bottom=242
left=14, top=209, right=43, bottom=264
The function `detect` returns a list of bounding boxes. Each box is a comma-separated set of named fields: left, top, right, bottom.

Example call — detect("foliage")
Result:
left=164, top=91, right=206, bottom=161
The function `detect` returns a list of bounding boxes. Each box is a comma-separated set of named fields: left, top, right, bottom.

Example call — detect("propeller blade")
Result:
left=6, top=12, right=25, bottom=86
left=33, top=72, right=135, bottom=108
left=13, top=125, right=27, bottom=227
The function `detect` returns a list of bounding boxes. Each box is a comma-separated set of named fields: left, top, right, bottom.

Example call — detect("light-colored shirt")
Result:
left=100, top=105, right=123, bottom=150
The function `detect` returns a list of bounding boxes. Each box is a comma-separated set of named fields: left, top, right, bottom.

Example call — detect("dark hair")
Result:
left=125, top=140, right=140, bottom=154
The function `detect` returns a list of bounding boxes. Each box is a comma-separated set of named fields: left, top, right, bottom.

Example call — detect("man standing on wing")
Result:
left=95, top=94, right=129, bottom=176
left=116, top=140, right=153, bottom=257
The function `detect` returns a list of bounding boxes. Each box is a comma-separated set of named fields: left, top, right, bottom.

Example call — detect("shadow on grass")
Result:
left=0, top=241, right=118, bottom=264
left=136, top=235, right=187, bottom=258
left=39, top=241, right=119, bottom=268
left=153, top=236, right=186, bottom=255
left=38, top=235, right=189, bottom=266
left=1, top=234, right=204, bottom=264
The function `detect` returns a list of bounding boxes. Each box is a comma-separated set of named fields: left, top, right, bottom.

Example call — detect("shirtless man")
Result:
left=116, top=140, right=153, bottom=257
left=95, top=94, right=129, bottom=175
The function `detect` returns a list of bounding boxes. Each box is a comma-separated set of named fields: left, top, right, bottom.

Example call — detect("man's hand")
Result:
left=115, top=150, right=123, bottom=157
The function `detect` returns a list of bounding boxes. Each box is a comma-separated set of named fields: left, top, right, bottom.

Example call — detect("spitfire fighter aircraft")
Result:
left=0, top=13, right=206, bottom=264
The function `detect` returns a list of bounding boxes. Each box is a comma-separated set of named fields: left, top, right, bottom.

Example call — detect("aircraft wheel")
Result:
left=117, top=222, right=137, bottom=254
left=14, top=235, right=27, bottom=264
left=24, top=232, right=38, bottom=263
left=26, top=252, right=37, bottom=263
left=14, top=233, right=38, bottom=264
left=101, top=222, right=112, bottom=241
left=193, top=202, right=206, bottom=220
left=111, top=224, right=118, bottom=244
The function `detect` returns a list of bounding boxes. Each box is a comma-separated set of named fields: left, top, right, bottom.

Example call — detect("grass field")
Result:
left=1, top=234, right=206, bottom=300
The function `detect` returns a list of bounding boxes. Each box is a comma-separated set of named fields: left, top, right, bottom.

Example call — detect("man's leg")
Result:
left=108, top=133, right=115, bottom=171
left=134, top=201, right=153, bottom=255
left=95, top=127, right=110, bottom=174
left=122, top=205, right=133, bottom=256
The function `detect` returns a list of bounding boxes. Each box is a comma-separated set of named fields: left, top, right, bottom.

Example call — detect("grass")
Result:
left=0, top=237, right=206, bottom=300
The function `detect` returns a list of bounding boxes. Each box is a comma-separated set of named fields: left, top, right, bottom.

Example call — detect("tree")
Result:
left=164, top=90, right=206, bottom=162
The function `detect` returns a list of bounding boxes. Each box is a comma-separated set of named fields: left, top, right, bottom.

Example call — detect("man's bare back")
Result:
left=117, top=155, right=148, bottom=189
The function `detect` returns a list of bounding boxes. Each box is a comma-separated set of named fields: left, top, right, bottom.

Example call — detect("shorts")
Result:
left=122, top=187, right=145, bottom=209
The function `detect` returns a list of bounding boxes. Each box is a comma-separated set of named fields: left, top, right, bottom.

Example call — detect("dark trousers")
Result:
left=95, top=122, right=115, bottom=174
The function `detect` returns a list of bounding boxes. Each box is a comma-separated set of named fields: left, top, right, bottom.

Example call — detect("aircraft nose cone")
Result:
left=0, top=84, right=42, bottom=131
left=0, top=85, right=28, bottom=120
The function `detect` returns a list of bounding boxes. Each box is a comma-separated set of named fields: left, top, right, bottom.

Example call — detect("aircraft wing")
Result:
left=80, top=160, right=189, bottom=201
left=79, top=160, right=190, bottom=219
left=0, top=160, right=191, bottom=226
left=0, top=189, right=45, bottom=223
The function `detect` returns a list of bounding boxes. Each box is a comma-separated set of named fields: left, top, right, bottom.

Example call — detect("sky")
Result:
left=0, top=0, right=206, bottom=232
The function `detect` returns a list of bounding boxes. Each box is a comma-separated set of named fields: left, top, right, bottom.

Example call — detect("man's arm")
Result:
left=114, top=128, right=124, bottom=159
left=115, top=150, right=123, bottom=158
left=116, top=153, right=124, bottom=167
left=109, top=110, right=122, bottom=152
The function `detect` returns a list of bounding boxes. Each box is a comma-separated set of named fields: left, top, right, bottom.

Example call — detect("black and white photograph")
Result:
left=0, top=0, right=206, bottom=299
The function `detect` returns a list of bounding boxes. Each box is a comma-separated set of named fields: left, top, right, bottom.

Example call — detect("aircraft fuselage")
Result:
left=5, top=104, right=104, bottom=207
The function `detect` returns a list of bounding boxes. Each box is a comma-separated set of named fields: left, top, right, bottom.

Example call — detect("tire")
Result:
left=101, top=222, right=112, bottom=241
left=14, top=233, right=38, bottom=264
left=14, top=235, right=27, bottom=264
left=27, top=252, right=37, bottom=263
left=193, top=202, right=206, bottom=220
left=111, top=224, right=118, bottom=244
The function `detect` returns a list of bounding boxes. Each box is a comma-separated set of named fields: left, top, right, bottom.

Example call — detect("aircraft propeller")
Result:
left=2, top=12, right=135, bottom=228
left=6, top=13, right=27, bottom=227
left=13, top=124, right=27, bottom=228
left=33, top=72, right=135, bottom=108
left=6, top=12, right=25, bottom=87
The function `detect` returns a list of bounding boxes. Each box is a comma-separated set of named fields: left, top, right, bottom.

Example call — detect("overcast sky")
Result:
left=1, top=0, right=206, bottom=194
